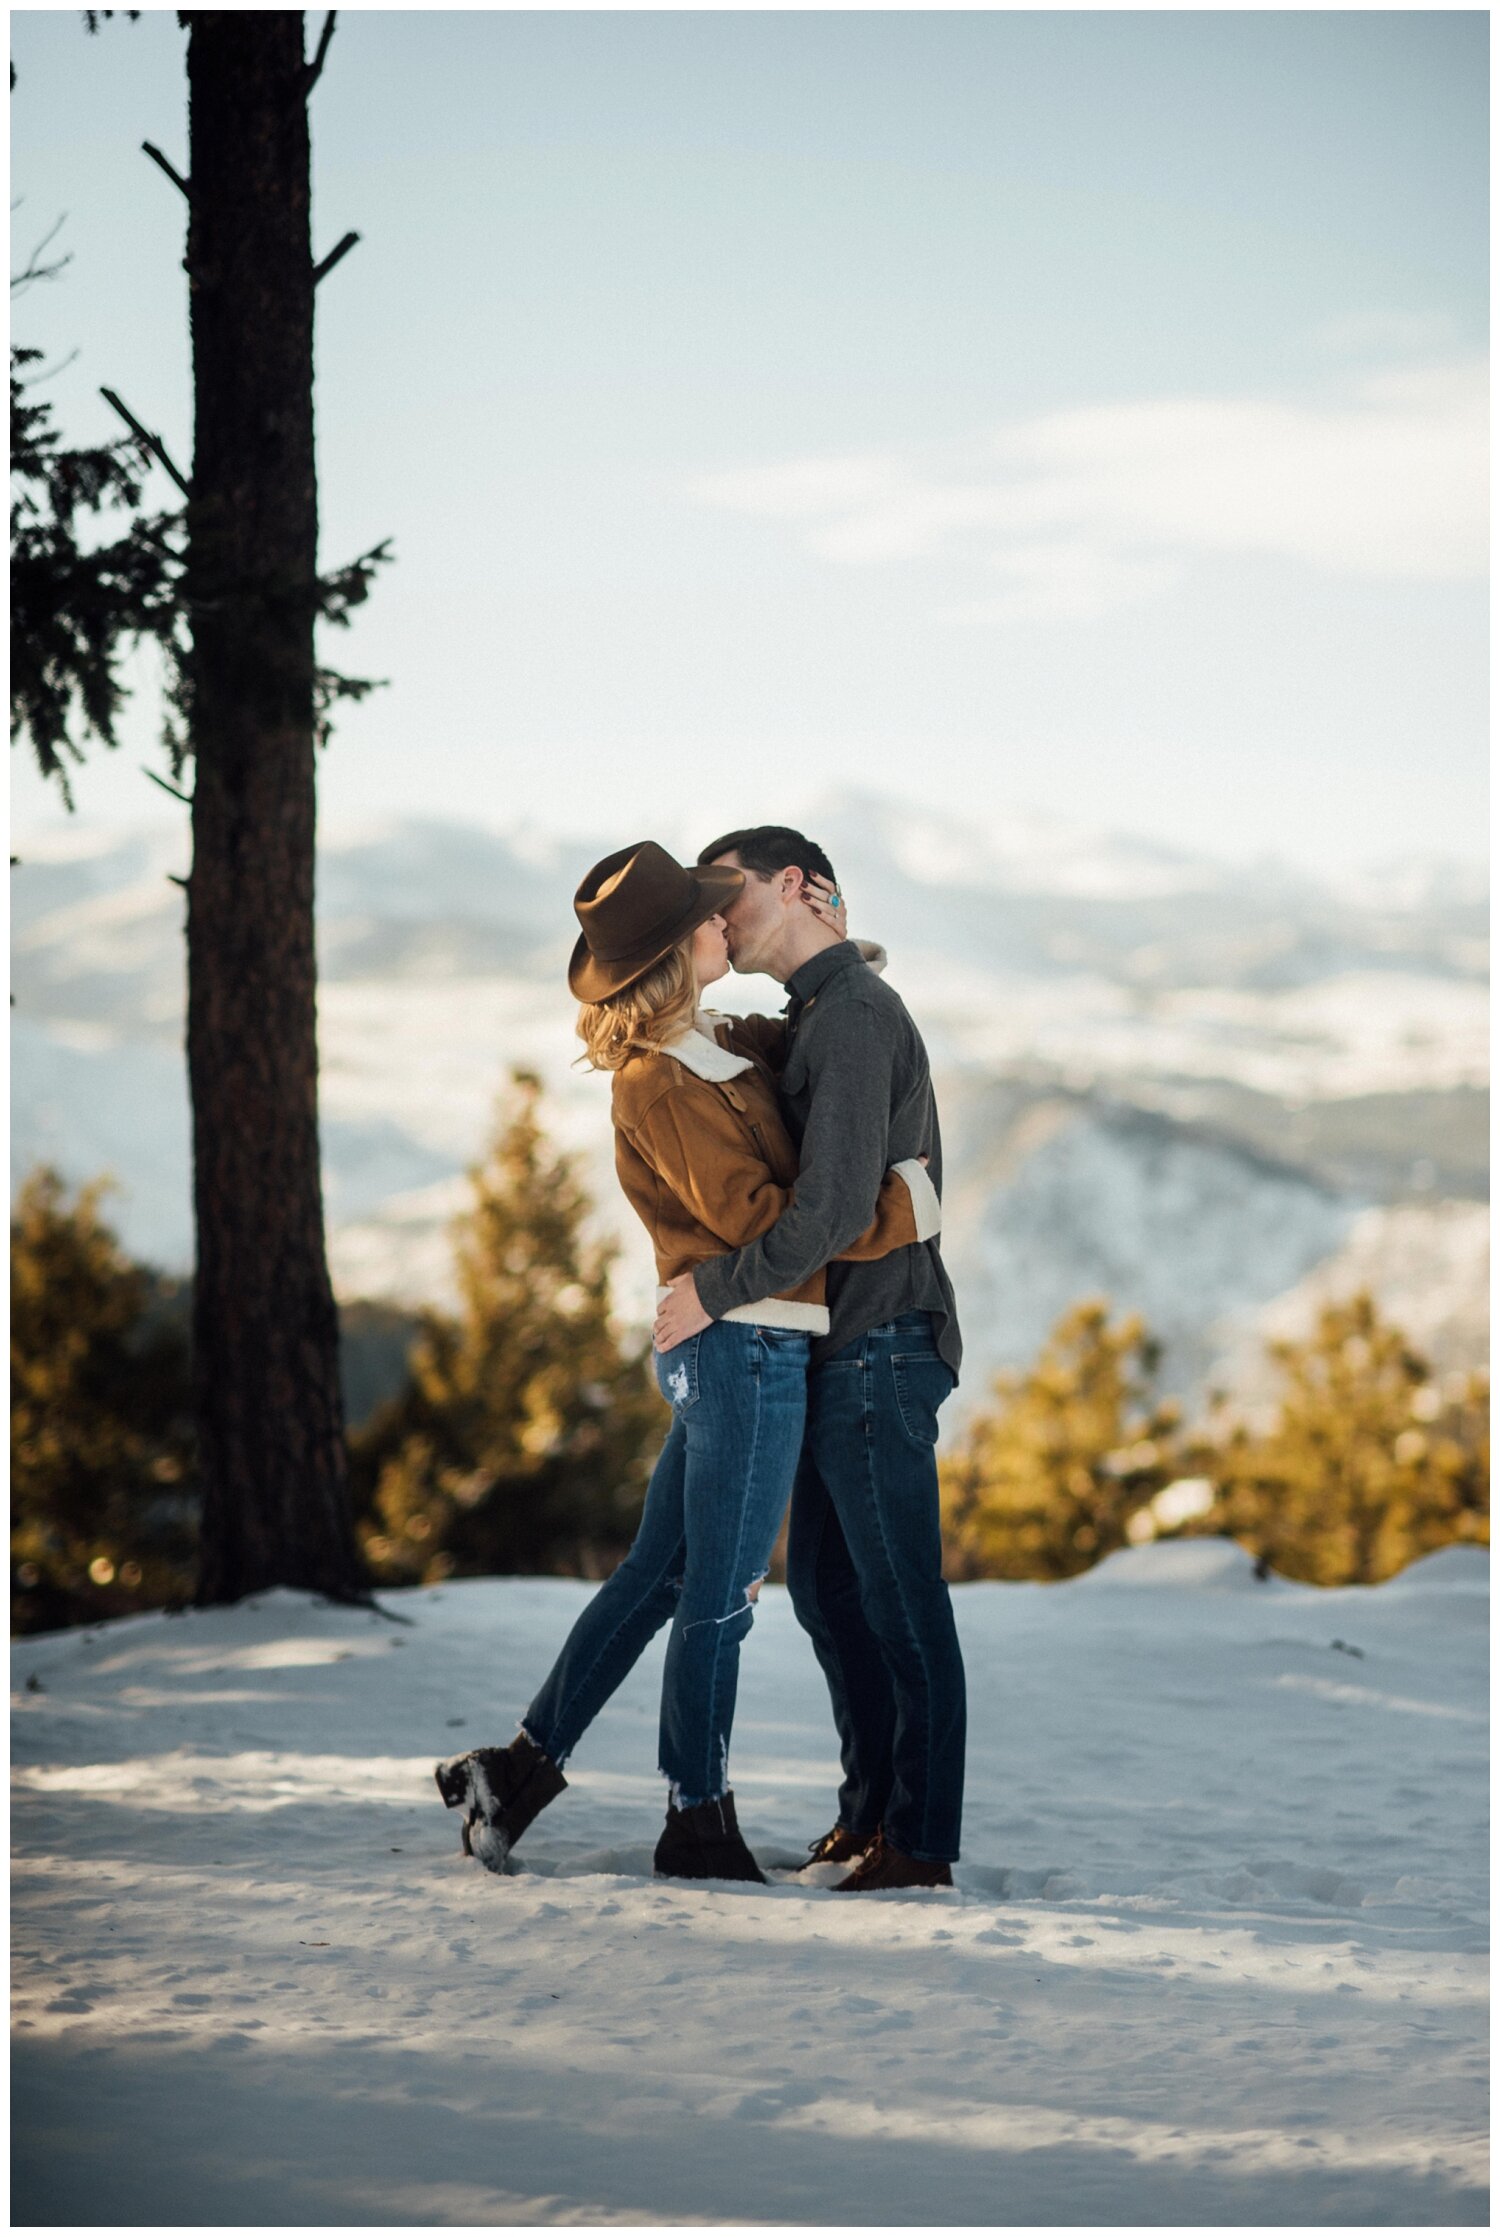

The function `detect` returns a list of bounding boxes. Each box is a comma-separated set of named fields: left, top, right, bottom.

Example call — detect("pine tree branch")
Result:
left=142, top=764, right=192, bottom=805
left=142, top=142, right=191, bottom=201
left=303, top=11, right=337, bottom=95
left=35, top=347, right=82, bottom=383
left=316, top=535, right=393, bottom=622
left=99, top=388, right=191, bottom=496
left=313, top=230, right=360, bottom=286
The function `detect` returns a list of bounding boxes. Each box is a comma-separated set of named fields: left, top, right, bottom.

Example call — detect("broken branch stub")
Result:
left=303, top=11, right=337, bottom=95
left=142, top=141, right=191, bottom=200
left=99, top=388, right=190, bottom=496
left=142, top=764, right=192, bottom=805
left=312, top=230, right=360, bottom=286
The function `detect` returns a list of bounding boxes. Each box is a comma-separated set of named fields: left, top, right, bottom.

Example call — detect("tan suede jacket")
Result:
left=610, top=1009, right=942, bottom=1334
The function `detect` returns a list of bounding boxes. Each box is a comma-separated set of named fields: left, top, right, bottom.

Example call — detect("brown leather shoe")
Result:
left=797, top=1822, right=870, bottom=1870
left=834, top=1829, right=953, bottom=1891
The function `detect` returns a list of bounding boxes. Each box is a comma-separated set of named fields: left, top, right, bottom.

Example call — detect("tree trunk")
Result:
left=183, top=11, right=363, bottom=1604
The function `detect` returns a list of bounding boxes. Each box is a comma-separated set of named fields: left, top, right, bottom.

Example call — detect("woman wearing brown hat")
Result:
left=435, top=841, right=932, bottom=1884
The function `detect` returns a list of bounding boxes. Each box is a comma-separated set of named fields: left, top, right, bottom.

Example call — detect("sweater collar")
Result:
left=658, top=1015, right=755, bottom=1083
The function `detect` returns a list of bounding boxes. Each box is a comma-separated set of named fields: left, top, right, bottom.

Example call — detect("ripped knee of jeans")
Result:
left=737, top=1568, right=769, bottom=1619
left=681, top=1571, right=769, bottom=1637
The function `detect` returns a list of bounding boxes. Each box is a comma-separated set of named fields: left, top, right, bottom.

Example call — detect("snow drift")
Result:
left=12, top=1542, right=1487, bottom=2225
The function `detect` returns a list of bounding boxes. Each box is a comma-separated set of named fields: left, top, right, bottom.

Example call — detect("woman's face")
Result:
left=691, top=913, right=730, bottom=990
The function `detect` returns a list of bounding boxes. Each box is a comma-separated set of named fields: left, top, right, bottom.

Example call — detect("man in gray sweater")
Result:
left=652, top=825, right=967, bottom=1890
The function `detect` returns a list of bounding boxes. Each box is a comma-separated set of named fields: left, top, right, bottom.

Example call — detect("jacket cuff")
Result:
left=854, top=939, right=888, bottom=976
left=692, top=1256, right=736, bottom=1320
left=890, top=1158, right=941, bottom=1242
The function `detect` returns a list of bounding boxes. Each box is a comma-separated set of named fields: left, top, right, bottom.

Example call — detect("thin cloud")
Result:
left=1308, top=310, right=1463, bottom=360
left=690, top=361, right=1486, bottom=621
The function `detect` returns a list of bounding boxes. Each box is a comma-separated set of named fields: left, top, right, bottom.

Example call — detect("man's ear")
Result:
left=778, top=865, right=804, bottom=905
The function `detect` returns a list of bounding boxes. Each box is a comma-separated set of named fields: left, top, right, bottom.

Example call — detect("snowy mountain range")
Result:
left=11, top=791, right=1487, bottom=1418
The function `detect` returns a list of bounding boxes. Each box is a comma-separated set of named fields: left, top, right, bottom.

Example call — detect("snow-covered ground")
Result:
left=12, top=1541, right=1488, bottom=2226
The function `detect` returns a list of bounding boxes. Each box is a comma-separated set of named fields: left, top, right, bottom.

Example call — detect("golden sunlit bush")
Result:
left=349, top=1070, right=664, bottom=1585
left=1187, top=1292, right=1489, bottom=1586
left=942, top=1290, right=1488, bottom=1588
left=11, top=1167, right=197, bottom=1634
left=940, top=1300, right=1184, bottom=1580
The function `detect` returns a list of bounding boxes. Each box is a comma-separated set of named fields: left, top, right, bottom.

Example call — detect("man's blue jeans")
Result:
left=523, top=1320, right=809, bottom=1808
left=786, top=1311, right=966, bottom=1863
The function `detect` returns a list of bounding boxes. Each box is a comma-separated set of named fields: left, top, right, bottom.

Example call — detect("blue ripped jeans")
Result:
left=522, top=1320, right=809, bottom=1807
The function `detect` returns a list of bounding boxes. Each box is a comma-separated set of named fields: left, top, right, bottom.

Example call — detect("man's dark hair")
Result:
left=697, top=825, right=837, bottom=886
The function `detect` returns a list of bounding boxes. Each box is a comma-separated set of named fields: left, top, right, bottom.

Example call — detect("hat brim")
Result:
left=568, top=862, right=745, bottom=1001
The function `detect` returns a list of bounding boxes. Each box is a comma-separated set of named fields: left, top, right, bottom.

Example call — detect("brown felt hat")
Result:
left=568, top=840, right=745, bottom=1001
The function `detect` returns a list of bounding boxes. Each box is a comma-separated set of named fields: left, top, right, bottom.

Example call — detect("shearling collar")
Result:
left=658, top=1014, right=754, bottom=1084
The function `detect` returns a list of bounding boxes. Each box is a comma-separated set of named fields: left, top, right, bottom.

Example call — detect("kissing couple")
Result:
left=436, top=825, right=966, bottom=1892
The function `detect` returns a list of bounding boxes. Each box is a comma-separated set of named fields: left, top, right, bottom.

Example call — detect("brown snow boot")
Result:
left=834, top=1829, right=953, bottom=1892
left=654, top=1792, right=767, bottom=1884
left=434, top=1731, right=566, bottom=1874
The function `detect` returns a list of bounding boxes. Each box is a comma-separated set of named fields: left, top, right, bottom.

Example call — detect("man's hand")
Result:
left=653, top=1270, right=712, bottom=1352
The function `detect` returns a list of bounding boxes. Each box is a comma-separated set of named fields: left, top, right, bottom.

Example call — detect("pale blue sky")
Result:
left=10, top=8, right=1489, bottom=872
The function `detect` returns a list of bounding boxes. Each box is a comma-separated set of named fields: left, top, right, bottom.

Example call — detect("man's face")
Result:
left=710, top=850, right=796, bottom=977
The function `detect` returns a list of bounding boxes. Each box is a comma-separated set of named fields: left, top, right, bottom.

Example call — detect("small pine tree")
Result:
left=940, top=1300, right=1182, bottom=1580
left=1193, top=1292, right=1489, bottom=1586
left=351, top=1071, right=663, bottom=1584
left=11, top=1167, right=197, bottom=1633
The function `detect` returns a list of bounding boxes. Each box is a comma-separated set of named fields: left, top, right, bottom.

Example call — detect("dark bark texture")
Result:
left=184, top=11, right=362, bottom=1603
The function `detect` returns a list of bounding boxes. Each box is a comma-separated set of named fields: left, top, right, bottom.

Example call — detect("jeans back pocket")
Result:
left=655, top=1335, right=701, bottom=1411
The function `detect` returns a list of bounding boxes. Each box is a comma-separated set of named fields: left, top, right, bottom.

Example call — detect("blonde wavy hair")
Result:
left=576, top=937, right=698, bottom=1073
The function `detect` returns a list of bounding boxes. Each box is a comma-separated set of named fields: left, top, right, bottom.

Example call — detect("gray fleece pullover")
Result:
left=694, top=940, right=962, bottom=1378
